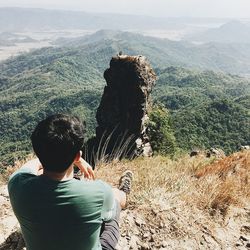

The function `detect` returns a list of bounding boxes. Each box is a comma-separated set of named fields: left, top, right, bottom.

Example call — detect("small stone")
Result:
left=140, top=243, right=150, bottom=250
left=159, top=221, right=164, bottom=229
left=126, top=231, right=131, bottom=236
left=246, top=243, right=250, bottom=248
left=0, top=195, right=5, bottom=204
left=152, top=209, right=159, bottom=215
left=149, top=234, right=157, bottom=242
left=0, top=186, right=9, bottom=197
left=149, top=236, right=154, bottom=242
left=125, top=218, right=130, bottom=223
left=240, top=236, right=249, bottom=241
left=241, top=225, right=250, bottom=233
left=162, top=241, right=168, bottom=247
left=142, top=232, right=150, bottom=239
left=121, top=232, right=126, bottom=237
left=235, top=241, right=244, bottom=247
left=129, top=235, right=138, bottom=249
left=135, top=217, right=145, bottom=227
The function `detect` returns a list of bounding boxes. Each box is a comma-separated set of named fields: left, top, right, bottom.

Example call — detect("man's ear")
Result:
left=74, top=151, right=82, bottom=162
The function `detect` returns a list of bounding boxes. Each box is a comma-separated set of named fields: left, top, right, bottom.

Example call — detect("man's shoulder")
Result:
left=8, top=169, right=36, bottom=191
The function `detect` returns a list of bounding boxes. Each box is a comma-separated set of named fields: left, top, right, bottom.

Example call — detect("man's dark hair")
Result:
left=31, top=114, right=85, bottom=173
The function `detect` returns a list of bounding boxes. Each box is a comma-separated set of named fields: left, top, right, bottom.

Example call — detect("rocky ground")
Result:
left=0, top=151, right=250, bottom=249
left=0, top=189, right=249, bottom=250
left=116, top=201, right=250, bottom=249
left=0, top=185, right=24, bottom=250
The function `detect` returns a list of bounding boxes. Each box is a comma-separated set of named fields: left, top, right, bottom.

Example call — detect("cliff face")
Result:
left=85, top=55, right=156, bottom=164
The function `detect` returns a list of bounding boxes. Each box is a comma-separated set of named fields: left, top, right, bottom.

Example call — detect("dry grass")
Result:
left=2, top=150, right=249, bottom=217
left=94, top=152, right=250, bottom=248
left=192, top=150, right=250, bottom=216
left=195, top=150, right=250, bottom=179
left=96, top=150, right=250, bottom=217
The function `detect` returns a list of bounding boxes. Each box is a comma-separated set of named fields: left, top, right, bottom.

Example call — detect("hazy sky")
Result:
left=0, top=0, right=249, bottom=18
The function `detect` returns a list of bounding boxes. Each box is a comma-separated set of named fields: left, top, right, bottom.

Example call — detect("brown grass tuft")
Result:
left=195, top=150, right=250, bottom=179
left=189, top=150, right=250, bottom=216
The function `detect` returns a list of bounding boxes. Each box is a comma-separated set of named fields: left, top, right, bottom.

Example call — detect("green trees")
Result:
left=147, top=98, right=249, bottom=156
left=1, top=31, right=250, bottom=166
left=152, top=67, right=250, bottom=155
left=148, top=105, right=177, bottom=156
left=173, top=99, right=250, bottom=154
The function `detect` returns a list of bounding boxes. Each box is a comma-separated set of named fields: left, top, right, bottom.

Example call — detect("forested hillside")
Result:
left=154, top=67, right=250, bottom=153
left=0, top=30, right=249, bottom=167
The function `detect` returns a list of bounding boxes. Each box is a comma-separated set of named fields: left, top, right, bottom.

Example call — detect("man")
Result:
left=8, top=114, right=132, bottom=250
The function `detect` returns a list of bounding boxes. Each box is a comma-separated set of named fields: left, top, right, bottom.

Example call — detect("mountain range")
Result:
left=0, top=7, right=239, bottom=33
left=186, top=20, right=250, bottom=43
left=0, top=7, right=188, bottom=32
left=51, top=29, right=250, bottom=75
left=0, top=30, right=249, bottom=166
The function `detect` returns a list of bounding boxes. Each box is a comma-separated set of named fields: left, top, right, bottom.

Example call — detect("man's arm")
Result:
left=20, top=158, right=43, bottom=175
left=9, top=158, right=43, bottom=180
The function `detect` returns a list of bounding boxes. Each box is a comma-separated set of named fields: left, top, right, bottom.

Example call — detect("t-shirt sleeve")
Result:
left=9, top=166, right=37, bottom=182
left=8, top=167, right=37, bottom=195
left=100, top=182, right=117, bottom=222
left=8, top=167, right=36, bottom=201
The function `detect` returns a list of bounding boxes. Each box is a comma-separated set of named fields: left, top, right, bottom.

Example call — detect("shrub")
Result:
left=148, top=105, right=177, bottom=156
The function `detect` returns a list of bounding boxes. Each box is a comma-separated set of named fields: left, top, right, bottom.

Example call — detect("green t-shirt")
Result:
left=8, top=167, right=116, bottom=250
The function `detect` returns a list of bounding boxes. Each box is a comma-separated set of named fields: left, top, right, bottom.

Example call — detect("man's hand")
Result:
left=74, top=158, right=95, bottom=180
left=20, top=158, right=43, bottom=175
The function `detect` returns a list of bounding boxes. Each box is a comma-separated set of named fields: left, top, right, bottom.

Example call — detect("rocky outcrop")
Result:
left=240, top=145, right=250, bottom=150
left=85, top=55, right=156, bottom=165
left=206, top=147, right=225, bottom=158
left=190, top=148, right=226, bottom=158
left=190, top=149, right=200, bottom=157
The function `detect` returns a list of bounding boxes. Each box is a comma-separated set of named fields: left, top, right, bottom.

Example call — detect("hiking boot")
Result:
left=118, top=170, right=133, bottom=194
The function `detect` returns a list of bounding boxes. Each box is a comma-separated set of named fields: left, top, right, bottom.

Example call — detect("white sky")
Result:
left=0, top=0, right=249, bottom=18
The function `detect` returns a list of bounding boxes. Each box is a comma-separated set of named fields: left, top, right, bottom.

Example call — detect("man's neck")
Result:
left=43, top=165, right=74, bottom=181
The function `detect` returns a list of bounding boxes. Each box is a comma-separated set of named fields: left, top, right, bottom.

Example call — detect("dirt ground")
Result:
left=0, top=187, right=249, bottom=250
left=0, top=151, right=250, bottom=249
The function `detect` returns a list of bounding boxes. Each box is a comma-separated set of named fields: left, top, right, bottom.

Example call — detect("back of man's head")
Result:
left=31, top=114, right=85, bottom=173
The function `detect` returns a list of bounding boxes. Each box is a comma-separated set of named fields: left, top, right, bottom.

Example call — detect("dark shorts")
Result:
left=100, top=200, right=121, bottom=250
